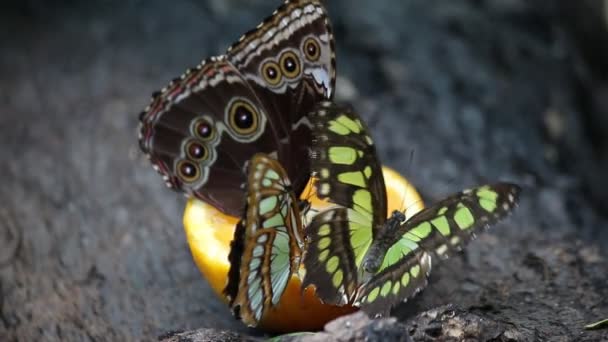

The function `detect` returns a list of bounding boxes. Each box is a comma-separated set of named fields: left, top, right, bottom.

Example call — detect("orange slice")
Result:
left=183, top=166, right=424, bottom=333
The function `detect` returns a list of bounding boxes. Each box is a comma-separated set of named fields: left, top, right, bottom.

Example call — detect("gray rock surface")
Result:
left=1, top=0, right=607, bottom=341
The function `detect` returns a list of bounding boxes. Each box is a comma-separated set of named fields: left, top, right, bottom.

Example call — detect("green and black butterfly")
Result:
left=224, top=153, right=306, bottom=327
left=302, top=101, right=521, bottom=316
left=138, top=0, right=336, bottom=216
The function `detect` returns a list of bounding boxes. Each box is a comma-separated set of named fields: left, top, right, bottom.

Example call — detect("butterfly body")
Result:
left=360, top=210, right=406, bottom=275
left=302, top=101, right=521, bottom=316
left=138, top=0, right=336, bottom=216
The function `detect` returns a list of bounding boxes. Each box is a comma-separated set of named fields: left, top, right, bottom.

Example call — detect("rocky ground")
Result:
left=1, top=0, right=607, bottom=341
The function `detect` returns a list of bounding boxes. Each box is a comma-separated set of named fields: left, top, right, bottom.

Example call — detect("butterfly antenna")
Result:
left=403, top=148, right=415, bottom=198
left=407, top=149, right=415, bottom=173
left=399, top=149, right=417, bottom=219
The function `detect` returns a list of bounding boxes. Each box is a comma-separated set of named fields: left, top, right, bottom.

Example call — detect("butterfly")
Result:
left=138, top=0, right=336, bottom=216
left=302, top=101, right=521, bottom=316
left=224, top=153, right=306, bottom=326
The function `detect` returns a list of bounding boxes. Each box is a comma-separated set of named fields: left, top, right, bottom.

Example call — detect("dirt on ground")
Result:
left=1, top=0, right=607, bottom=341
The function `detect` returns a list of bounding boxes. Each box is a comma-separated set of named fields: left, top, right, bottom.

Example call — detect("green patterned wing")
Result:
left=302, top=102, right=388, bottom=305
left=355, top=183, right=521, bottom=315
left=396, top=183, right=521, bottom=260
left=224, top=153, right=304, bottom=327
left=355, top=247, right=431, bottom=317
left=302, top=207, right=361, bottom=305
left=309, top=101, right=387, bottom=238
left=302, top=191, right=432, bottom=312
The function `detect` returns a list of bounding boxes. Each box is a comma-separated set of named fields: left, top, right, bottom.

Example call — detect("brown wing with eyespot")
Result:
left=227, top=0, right=336, bottom=198
left=139, top=0, right=337, bottom=216
left=139, top=59, right=282, bottom=216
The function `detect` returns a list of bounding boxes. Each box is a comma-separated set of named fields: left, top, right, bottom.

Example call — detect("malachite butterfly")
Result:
left=302, top=101, right=521, bottom=316
left=138, top=0, right=336, bottom=216
left=224, top=153, right=306, bottom=327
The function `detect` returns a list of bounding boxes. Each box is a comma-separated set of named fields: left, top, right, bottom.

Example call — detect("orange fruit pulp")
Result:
left=183, top=166, right=424, bottom=333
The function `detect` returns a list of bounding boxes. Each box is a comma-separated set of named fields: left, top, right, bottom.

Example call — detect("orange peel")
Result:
left=183, top=166, right=424, bottom=332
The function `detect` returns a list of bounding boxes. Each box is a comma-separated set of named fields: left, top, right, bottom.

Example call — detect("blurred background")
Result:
left=1, top=0, right=607, bottom=340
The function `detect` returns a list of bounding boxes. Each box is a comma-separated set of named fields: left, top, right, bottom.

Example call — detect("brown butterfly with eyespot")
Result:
left=138, top=0, right=336, bottom=216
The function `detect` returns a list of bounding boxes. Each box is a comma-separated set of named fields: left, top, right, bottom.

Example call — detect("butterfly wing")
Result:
left=224, top=154, right=303, bottom=327
left=397, top=183, right=521, bottom=259
left=302, top=207, right=369, bottom=305
left=355, top=248, right=431, bottom=317
left=354, top=183, right=520, bottom=315
left=139, top=0, right=336, bottom=216
left=227, top=0, right=336, bottom=196
left=139, top=58, right=283, bottom=216
left=309, top=101, right=387, bottom=237
left=303, top=102, right=387, bottom=304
